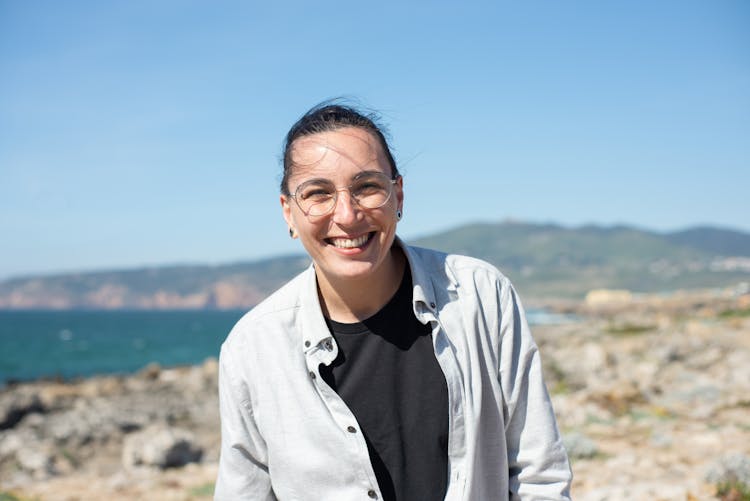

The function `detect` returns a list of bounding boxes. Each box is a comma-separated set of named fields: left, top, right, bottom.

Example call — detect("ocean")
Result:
left=0, top=310, right=244, bottom=384
left=0, top=308, right=568, bottom=384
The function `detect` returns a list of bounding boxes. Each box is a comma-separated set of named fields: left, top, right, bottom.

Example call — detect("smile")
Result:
left=326, top=232, right=374, bottom=249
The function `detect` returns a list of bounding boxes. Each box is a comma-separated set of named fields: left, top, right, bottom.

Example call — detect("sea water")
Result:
left=0, top=308, right=568, bottom=384
left=0, top=310, right=244, bottom=384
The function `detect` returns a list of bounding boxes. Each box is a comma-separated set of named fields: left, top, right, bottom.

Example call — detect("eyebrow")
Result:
left=297, top=170, right=385, bottom=186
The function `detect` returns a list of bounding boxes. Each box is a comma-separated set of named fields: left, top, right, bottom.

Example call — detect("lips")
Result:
left=326, top=232, right=374, bottom=249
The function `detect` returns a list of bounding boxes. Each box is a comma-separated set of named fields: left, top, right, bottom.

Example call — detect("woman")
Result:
left=215, top=102, right=572, bottom=500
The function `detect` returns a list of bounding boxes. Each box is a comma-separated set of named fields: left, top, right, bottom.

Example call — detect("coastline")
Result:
left=0, top=307, right=569, bottom=387
left=1, top=290, right=749, bottom=500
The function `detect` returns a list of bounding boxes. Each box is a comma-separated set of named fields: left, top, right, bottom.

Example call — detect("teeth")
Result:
left=331, top=234, right=370, bottom=248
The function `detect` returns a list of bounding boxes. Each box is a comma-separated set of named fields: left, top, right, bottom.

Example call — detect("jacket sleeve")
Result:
left=214, top=342, right=277, bottom=501
left=498, top=281, right=572, bottom=500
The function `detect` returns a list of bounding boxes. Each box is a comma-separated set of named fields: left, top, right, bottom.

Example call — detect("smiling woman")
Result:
left=281, top=125, right=404, bottom=322
left=215, top=101, right=572, bottom=501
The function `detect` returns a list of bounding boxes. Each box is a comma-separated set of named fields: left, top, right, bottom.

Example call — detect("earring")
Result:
left=396, top=209, right=402, bottom=221
left=289, top=227, right=296, bottom=238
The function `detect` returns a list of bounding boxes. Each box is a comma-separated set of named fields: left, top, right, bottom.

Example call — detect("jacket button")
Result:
left=304, top=340, right=311, bottom=348
left=429, top=302, right=436, bottom=308
left=367, top=490, right=378, bottom=498
left=309, top=371, right=316, bottom=380
left=347, top=426, right=357, bottom=433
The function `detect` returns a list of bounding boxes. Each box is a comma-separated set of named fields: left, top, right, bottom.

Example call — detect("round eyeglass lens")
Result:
left=294, top=172, right=395, bottom=216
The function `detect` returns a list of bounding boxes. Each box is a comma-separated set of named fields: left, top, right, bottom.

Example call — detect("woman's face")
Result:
left=281, top=127, right=403, bottom=286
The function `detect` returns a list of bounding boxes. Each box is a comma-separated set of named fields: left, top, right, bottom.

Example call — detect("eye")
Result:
left=301, top=190, right=331, bottom=201
left=298, top=183, right=334, bottom=201
left=352, top=180, right=386, bottom=195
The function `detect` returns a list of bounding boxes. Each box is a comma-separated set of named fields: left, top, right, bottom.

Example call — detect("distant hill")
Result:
left=411, top=222, right=750, bottom=298
left=0, top=255, right=312, bottom=310
left=1, top=222, right=749, bottom=309
left=662, top=226, right=750, bottom=256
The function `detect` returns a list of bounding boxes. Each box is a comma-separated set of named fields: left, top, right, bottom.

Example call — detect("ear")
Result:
left=394, top=176, right=404, bottom=211
left=280, top=194, right=294, bottom=229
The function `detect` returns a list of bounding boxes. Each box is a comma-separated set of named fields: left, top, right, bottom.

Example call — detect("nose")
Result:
left=331, top=188, right=360, bottom=224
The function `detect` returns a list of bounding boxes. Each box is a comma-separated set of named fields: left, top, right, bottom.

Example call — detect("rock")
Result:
left=202, top=357, right=218, bottom=378
left=0, top=387, right=45, bottom=429
left=587, top=380, right=645, bottom=415
left=138, top=362, right=162, bottom=380
left=706, top=453, right=750, bottom=488
left=122, top=425, right=203, bottom=469
left=580, top=342, right=612, bottom=373
left=585, top=289, right=633, bottom=307
left=16, top=446, right=55, bottom=478
left=563, top=431, right=598, bottom=459
left=0, top=428, right=27, bottom=457
left=649, top=431, right=672, bottom=448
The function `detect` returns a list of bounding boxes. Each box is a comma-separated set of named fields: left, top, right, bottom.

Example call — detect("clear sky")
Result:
left=1, top=1, right=748, bottom=279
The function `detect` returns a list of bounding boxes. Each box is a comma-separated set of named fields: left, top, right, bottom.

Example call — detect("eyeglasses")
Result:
left=290, top=171, right=399, bottom=216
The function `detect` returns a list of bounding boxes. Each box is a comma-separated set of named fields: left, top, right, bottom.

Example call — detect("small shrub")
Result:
left=189, top=482, right=215, bottom=498
left=545, top=361, right=571, bottom=395
left=0, top=492, right=24, bottom=501
left=605, top=323, right=656, bottom=336
left=706, top=454, right=750, bottom=501
left=715, top=482, right=750, bottom=501
left=718, top=307, right=750, bottom=319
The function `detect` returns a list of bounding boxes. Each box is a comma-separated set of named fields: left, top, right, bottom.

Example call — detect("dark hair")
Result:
left=280, top=101, right=399, bottom=195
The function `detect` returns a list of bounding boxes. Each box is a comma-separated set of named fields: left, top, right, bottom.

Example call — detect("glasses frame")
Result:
left=290, top=172, right=400, bottom=217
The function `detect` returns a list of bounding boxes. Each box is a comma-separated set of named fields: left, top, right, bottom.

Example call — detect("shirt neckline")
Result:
left=326, top=265, right=411, bottom=336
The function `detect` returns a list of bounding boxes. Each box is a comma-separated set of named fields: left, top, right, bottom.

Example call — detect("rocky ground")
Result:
left=1, top=287, right=749, bottom=500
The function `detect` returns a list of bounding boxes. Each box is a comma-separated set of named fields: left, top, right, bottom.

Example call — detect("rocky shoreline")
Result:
left=1, top=288, right=749, bottom=500
left=0, top=358, right=220, bottom=499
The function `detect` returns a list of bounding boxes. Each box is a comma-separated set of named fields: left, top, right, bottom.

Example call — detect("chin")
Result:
left=326, top=260, right=381, bottom=281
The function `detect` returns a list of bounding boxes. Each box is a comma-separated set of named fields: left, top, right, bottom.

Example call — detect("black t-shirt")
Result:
left=321, top=268, right=449, bottom=501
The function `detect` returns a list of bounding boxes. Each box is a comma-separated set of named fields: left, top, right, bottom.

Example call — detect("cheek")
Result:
left=297, top=218, right=327, bottom=238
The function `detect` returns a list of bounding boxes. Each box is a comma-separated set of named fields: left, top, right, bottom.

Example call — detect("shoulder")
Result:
left=405, top=243, right=512, bottom=291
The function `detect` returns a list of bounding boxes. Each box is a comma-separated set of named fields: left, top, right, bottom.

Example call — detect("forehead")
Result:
left=288, top=127, right=388, bottom=181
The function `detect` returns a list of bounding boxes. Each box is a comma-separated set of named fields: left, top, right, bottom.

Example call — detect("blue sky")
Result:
left=1, top=1, right=748, bottom=279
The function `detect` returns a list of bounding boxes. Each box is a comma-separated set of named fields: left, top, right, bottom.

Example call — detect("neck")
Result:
left=316, top=247, right=405, bottom=323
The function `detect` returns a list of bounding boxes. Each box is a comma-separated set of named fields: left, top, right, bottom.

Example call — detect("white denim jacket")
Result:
left=215, top=240, right=572, bottom=500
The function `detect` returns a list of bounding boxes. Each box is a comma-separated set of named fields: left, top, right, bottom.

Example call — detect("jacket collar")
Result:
left=399, top=236, right=459, bottom=321
left=398, top=236, right=436, bottom=311
left=299, top=266, right=337, bottom=362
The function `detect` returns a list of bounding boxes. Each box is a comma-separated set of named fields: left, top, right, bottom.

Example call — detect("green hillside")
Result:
left=411, top=222, right=750, bottom=298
